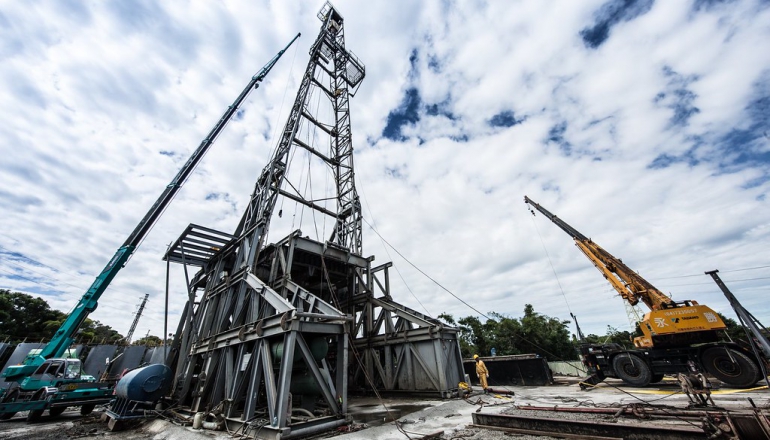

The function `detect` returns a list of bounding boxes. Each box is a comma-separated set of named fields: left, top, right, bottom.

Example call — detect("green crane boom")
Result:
left=2, top=34, right=300, bottom=383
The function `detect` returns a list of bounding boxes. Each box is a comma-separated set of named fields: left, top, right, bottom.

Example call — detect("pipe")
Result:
left=192, top=412, right=203, bottom=429
left=283, top=418, right=348, bottom=439
left=292, top=407, right=316, bottom=418
left=201, top=421, right=222, bottom=430
left=516, top=405, right=721, bottom=418
left=487, top=387, right=515, bottom=395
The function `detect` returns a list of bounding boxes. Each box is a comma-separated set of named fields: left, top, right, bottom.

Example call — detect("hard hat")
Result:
left=473, top=354, right=479, bottom=359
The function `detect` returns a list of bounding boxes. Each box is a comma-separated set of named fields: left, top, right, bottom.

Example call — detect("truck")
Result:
left=0, top=35, right=299, bottom=421
left=524, top=196, right=763, bottom=388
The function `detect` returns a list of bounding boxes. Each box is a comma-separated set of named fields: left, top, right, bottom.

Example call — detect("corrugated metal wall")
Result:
left=547, top=361, right=586, bottom=377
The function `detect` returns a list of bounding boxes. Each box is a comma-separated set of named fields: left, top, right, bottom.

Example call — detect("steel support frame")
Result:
left=168, top=4, right=464, bottom=439
left=259, top=234, right=465, bottom=398
left=174, top=268, right=349, bottom=438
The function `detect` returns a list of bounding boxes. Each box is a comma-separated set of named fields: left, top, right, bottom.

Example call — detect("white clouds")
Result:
left=0, top=0, right=768, bottom=345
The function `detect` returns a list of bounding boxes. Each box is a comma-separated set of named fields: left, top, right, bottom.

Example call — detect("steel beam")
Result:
left=472, top=412, right=708, bottom=440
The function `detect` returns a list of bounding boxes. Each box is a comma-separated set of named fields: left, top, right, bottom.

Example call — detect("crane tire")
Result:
left=49, top=406, right=66, bottom=417
left=701, top=347, right=761, bottom=388
left=612, top=353, right=652, bottom=387
left=26, top=389, right=46, bottom=423
left=0, top=389, right=19, bottom=420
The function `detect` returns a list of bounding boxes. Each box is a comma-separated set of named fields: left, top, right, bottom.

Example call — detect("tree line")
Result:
left=0, top=289, right=162, bottom=346
left=439, top=303, right=747, bottom=361
left=3, top=289, right=746, bottom=355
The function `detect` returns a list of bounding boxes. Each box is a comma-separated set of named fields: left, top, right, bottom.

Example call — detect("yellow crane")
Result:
left=525, top=196, right=762, bottom=388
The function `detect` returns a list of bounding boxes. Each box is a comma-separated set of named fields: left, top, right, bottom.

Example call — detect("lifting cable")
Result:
left=264, top=39, right=300, bottom=245
left=282, top=80, right=316, bottom=232
left=527, top=204, right=575, bottom=318
left=520, top=206, right=711, bottom=426
left=306, top=84, right=326, bottom=242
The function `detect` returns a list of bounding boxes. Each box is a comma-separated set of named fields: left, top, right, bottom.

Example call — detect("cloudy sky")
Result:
left=1, top=0, right=769, bottom=346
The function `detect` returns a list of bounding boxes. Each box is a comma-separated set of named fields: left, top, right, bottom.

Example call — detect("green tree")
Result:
left=511, top=305, right=576, bottom=361
left=457, top=316, right=488, bottom=357
left=442, top=305, right=577, bottom=361
left=718, top=312, right=750, bottom=343
left=583, top=325, right=635, bottom=349
left=133, top=335, right=162, bottom=347
left=0, top=290, right=123, bottom=344
left=0, top=289, right=66, bottom=342
left=438, top=313, right=476, bottom=358
left=78, top=319, right=124, bottom=344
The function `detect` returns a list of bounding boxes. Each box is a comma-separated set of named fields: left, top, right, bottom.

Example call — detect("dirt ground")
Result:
left=1, top=377, right=767, bottom=440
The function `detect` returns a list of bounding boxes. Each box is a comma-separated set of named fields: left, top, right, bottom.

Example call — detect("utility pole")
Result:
left=570, top=313, right=586, bottom=341
left=124, top=294, right=149, bottom=344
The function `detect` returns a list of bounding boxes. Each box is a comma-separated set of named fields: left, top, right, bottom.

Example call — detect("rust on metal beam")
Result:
left=472, top=424, right=617, bottom=440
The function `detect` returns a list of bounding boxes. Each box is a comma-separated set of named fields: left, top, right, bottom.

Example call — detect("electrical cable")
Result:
left=0, top=256, right=140, bottom=308
left=661, top=276, right=770, bottom=287
left=361, top=217, right=491, bottom=320
left=654, top=264, right=770, bottom=280
left=363, top=210, right=704, bottom=434
left=316, top=252, right=404, bottom=436
left=357, top=179, right=431, bottom=316
left=361, top=210, right=670, bottom=419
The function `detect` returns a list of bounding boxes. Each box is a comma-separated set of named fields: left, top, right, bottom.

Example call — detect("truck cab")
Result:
left=19, top=358, right=91, bottom=392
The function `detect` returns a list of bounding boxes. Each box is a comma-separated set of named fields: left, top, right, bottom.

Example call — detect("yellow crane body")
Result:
left=524, top=195, right=762, bottom=389
left=574, top=240, right=726, bottom=348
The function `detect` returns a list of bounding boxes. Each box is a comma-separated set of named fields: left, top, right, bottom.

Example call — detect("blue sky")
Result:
left=0, top=0, right=769, bottom=342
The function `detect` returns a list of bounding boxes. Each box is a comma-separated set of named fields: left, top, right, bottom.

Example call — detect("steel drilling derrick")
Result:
left=166, top=4, right=464, bottom=439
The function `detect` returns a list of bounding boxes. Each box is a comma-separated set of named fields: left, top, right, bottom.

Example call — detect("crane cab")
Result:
left=19, top=358, right=91, bottom=392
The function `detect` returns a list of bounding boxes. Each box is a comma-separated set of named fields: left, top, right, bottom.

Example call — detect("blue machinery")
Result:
left=106, top=364, right=173, bottom=428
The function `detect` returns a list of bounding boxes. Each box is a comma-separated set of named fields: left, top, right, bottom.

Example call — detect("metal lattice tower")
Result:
left=235, top=2, right=365, bottom=268
left=164, top=4, right=464, bottom=438
left=623, top=300, right=645, bottom=330
left=124, top=294, right=148, bottom=344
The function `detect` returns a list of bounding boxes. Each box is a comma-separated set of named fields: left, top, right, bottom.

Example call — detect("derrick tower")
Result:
left=165, top=3, right=464, bottom=439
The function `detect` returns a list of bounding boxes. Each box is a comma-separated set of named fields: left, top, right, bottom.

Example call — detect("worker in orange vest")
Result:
left=473, top=354, right=489, bottom=393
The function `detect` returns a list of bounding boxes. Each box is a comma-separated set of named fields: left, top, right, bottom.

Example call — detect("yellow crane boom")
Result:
left=524, top=196, right=726, bottom=348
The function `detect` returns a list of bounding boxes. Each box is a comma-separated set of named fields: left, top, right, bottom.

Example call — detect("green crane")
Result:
left=0, top=34, right=300, bottom=421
